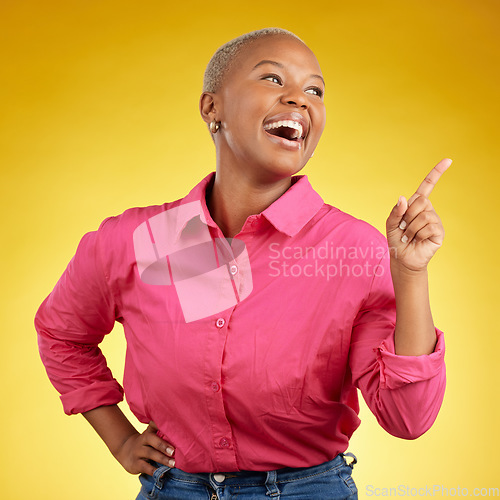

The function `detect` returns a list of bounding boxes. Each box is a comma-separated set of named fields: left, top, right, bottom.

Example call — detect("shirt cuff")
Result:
left=60, top=380, right=124, bottom=415
left=374, top=328, right=445, bottom=390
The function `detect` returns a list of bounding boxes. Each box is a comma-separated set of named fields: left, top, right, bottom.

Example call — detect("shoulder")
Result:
left=88, top=200, right=186, bottom=284
left=313, top=202, right=388, bottom=248
left=96, top=199, right=183, bottom=238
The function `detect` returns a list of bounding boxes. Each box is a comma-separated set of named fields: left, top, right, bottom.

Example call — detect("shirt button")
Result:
left=219, top=437, right=230, bottom=448
left=211, top=382, right=220, bottom=392
left=229, top=265, right=238, bottom=275
left=216, top=318, right=225, bottom=328
left=213, top=474, right=226, bottom=483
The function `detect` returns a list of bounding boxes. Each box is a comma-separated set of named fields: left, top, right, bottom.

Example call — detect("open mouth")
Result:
left=264, top=120, right=303, bottom=141
left=262, top=115, right=308, bottom=151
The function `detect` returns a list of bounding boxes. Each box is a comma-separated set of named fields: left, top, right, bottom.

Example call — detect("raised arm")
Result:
left=349, top=159, right=449, bottom=438
left=385, top=158, right=452, bottom=355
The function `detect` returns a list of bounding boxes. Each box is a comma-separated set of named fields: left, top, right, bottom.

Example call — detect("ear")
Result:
left=199, top=92, right=219, bottom=124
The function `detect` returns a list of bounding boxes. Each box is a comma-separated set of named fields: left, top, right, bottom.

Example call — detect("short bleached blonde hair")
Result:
left=203, top=28, right=303, bottom=93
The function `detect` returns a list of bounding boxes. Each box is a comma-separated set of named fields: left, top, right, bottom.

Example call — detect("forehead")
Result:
left=230, top=35, right=323, bottom=77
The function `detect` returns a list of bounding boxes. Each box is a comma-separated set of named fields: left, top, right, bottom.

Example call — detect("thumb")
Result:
left=147, top=421, right=159, bottom=433
left=386, top=195, right=408, bottom=234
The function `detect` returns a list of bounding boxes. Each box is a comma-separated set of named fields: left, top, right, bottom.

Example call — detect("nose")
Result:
left=280, top=86, right=308, bottom=109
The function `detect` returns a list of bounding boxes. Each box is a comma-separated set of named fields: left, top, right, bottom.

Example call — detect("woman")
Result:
left=35, top=28, right=449, bottom=499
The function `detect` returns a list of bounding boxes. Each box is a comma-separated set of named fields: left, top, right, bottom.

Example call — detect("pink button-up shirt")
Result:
left=35, top=172, right=446, bottom=473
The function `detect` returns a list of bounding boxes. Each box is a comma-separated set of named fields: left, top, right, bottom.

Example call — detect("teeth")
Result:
left=264, top=120, right=303, bottom=138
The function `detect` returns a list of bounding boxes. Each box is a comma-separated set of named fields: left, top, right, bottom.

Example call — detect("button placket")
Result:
left=205, top=312, right=237, bottom=468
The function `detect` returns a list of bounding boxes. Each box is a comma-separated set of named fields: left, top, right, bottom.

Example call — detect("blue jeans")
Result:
left=136, top=452, right=357, bottom=499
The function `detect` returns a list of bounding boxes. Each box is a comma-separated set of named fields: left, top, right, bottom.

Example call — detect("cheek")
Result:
left=309, top=106, right=326, bottom=143
left=223, top=87, right=273, bottom=124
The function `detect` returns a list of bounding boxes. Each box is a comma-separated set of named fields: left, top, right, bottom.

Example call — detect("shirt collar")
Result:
left=174, top=171, right=324, bottom=239
left=261, top=174, right=324, bottom=237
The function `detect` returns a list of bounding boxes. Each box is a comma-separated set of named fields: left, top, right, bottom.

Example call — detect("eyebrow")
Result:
left=252, top=59, right=325, bottom=87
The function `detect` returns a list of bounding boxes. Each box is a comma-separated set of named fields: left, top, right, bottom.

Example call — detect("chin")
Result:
left=261, top=158, right=307, bottom=182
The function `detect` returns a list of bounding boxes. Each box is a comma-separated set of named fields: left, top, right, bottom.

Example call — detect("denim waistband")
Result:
left=150, top=452, right=357, bottom=488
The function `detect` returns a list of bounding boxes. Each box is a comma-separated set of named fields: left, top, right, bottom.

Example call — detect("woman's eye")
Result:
left=263, top=75, right=282, bottom=85
left=306, top=87, right=324, bottom=97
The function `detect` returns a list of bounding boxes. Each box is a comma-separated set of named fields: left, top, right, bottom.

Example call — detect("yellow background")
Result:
left=1, top=0, right=498, bottom=498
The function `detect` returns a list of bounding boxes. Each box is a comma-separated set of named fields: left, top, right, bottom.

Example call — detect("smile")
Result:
left=262, top=112, right=309, bottom=151
left=264, top=120, right=303, bottom=141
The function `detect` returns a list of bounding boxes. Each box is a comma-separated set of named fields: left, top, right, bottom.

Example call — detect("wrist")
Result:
left=112, top=428, right=140, bottom=459
left=82, top=404, right=139, bottom=460
left=390, top=257, right=428, bottom=281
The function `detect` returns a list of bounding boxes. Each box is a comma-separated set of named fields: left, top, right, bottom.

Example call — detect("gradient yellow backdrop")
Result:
left=1, top=1, right=498, bottom=498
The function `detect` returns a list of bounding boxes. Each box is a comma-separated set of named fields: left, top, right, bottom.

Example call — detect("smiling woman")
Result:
left=201, top=31, right=325, bottom=201
left=35, top=28, right=448, bottom=500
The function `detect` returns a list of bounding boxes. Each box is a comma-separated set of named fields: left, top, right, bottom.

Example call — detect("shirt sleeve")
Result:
left=34, top=220, right=124, bottom=415
left=349, top=250, right=446, bottom=439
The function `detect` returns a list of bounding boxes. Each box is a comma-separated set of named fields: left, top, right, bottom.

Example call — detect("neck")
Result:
left=206, top=166, right=293, bottom=238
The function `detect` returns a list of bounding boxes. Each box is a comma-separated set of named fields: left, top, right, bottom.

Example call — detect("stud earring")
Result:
left=209, top=120, right=220, bottom=134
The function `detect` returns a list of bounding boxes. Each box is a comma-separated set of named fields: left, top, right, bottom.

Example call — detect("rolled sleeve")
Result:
left=60, top=381, right=124, bottom=415
left=35, top=220, right=124, bottom=415
left=376, top=328, right=445, bottom=390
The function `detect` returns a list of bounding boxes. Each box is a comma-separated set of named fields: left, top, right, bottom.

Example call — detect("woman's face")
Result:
left=207, top=35, right=326, bottom=182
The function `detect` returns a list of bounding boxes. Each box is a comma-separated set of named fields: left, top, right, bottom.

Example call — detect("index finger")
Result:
left=414, top=158, right=452, bottom=198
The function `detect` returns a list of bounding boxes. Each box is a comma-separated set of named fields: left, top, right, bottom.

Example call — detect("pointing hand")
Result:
left=386, top=158, right=452, bottom=272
